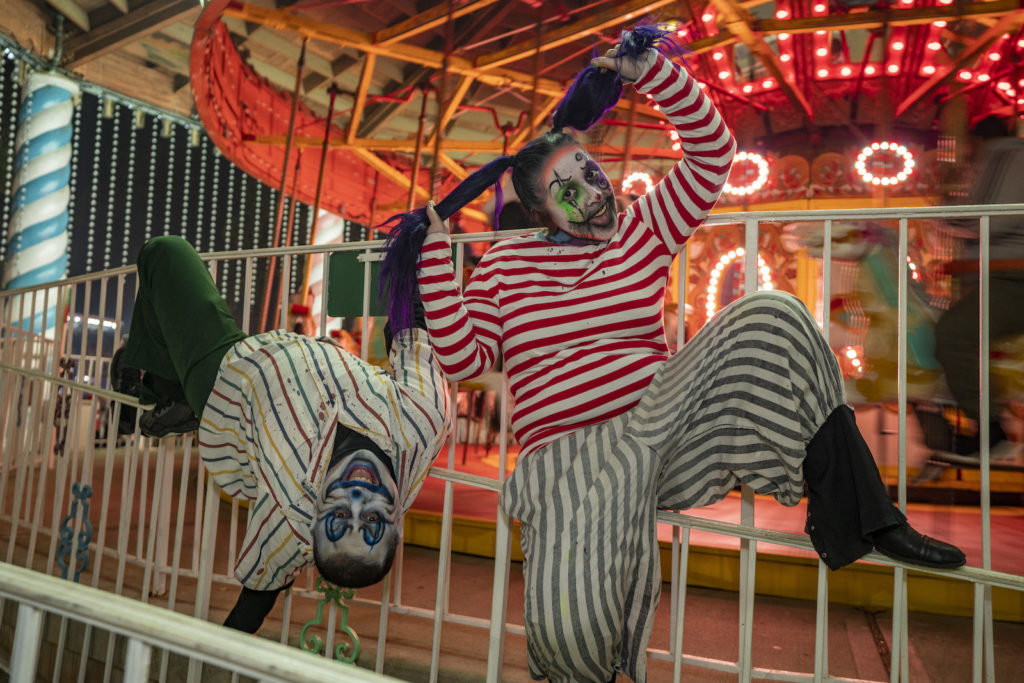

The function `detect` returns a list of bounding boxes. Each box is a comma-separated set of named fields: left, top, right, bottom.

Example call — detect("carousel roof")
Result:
left=10, top=0, right=1024, bottom=226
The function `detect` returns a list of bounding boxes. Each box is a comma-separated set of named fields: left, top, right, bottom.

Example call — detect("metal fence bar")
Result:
left=3, top=205, right=1024, bottom=682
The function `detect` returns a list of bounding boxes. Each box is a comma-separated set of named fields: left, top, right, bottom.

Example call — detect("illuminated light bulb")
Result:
left=814, top=2, right=826, bottom=12
left=1018, top=98, right=1024, bottom=105
left=677, top=29, right=687, bottom=37
left=846, top=348, right=857, bottom=359
left=852, top=358, right=861, bottom=367
left=1019, top=39, right=1024, bottom=49
left=713, top=52, right=724, bottom=61
left=728, top=250, right=737, bottom=259
left=871, top=142, right=881, bottom=150
left=621, top=171, right=655, bottom=195
left=865, top=65, right=877, bottom=75
left=816, top=47, right=829, bottom=57
left=742, top=83, right=754, bottom=93
left=1008, top=88, right=1016, bottom=97
left=999, top=81, right=1012, bottom=90
left=978, top=73, right=991, bottom=82
left=922, top=65, right=936, bottom=75
left=817, top=68, right=830, bottom=78
left=841, top=66, right=853, bottom=76
left=895, top=145, right=907, bottom=155
left=780, top=53, right=792, bottom=62
left=816, top=30, right=826, bottom=36
left=897, top=172, right=907, bottom=181
left=958, top=70, right=972, bottom=80
left=762, top=78, right=774, bottom=88
left=989, top=52, right=1002, bottom=61
left=881, top=142, right=890, bottom=150
left=938, top=0, right=952, bottom=4
left=672, top=142, right=681, bottom=151
left=719, top=70, right=731, bottom=79
left=778, top=32, right=790, bottom=41
left=892, top=41, right=905, bottom=51
left=702, top=12, right=714, bottom=22
left=934, top=20, right=947, bottom=28
left=887, top=64, right=900, bottom=74
left=653, top=104, right=661, bottom=109
left=927, top=41, right=942, bottom=51
left=776, top=9, right=789, bottom=19
left=736, top=248, right=745, bottom=256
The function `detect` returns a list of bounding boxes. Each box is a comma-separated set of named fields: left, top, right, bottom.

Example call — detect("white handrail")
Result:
left=0, top=561, right=399, bottom=683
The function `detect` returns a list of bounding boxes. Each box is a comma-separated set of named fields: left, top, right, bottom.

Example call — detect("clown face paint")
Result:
left=540, top=145, right=617, bottom=242
left=313, top=448, right=399, bottom=565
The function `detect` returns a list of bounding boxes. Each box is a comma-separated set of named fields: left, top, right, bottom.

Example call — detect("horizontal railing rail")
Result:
left=0, top=561, right=400, bottom=682
left=2, top=203, right=1022, bottom=683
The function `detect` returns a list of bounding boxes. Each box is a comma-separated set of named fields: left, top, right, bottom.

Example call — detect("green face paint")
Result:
left=555, top=181, right=586, bottom=223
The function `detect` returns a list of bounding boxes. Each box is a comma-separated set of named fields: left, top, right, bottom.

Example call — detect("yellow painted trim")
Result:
left=403, top=510, right=1023, bottom=622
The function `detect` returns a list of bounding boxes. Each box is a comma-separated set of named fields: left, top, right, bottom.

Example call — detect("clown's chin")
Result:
left=571, top=202, right=617, bottom=241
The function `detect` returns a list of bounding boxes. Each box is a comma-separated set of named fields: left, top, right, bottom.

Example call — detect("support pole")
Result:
left=301, top=85, right=340, bottom=301
left=258, top=37, right=307, bottom=333
left=429, top=1, right=455, bottom=198
left=622, top=89, right=638, bottom=182
left=408, top=88, right=430, bottom=211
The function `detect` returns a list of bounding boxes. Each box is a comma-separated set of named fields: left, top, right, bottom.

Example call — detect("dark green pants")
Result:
left=122, top=236, right=247, bottom=417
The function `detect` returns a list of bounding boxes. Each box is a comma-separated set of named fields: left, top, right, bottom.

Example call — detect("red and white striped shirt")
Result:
left=417, top=52, right=736, bottom=457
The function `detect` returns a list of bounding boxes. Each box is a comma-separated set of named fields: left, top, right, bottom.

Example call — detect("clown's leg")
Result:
left=502, top=416, right=659, bottom=683
left=120, top=236, right=246, bottom=420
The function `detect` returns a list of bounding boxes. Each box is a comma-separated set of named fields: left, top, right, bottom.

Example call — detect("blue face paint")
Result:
left=318, top=454, right=397, bottom=551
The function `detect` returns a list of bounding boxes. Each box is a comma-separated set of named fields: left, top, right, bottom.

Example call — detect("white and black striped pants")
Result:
left=501, top=291, right=846, bottom=682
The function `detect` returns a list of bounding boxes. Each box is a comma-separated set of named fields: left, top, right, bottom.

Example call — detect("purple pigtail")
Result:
left=551, top=22, right=687, bottom=133
left=616, top=23, right=685, bottom=61
left=379, top=156, right=514, bottom=331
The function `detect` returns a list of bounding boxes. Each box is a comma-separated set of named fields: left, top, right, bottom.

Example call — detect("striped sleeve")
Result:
left=416, top=233, right=502, bottom=380
left=629, top=51, right=736, bottom=253
left=234, top=494, right=307, bottom=590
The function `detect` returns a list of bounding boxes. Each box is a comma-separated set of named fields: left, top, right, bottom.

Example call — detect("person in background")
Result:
left=931, top=115, right=1024, bottom=460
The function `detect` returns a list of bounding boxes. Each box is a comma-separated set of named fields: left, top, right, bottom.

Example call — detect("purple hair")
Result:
left=379, top=23, right=683, bottom=332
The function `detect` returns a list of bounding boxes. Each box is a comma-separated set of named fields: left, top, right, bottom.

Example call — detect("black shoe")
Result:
left=139, top=399, right=199, bottom=438
left=110, top=347, right=141, bottom=435
left=872, top=523, right=966, bottom=569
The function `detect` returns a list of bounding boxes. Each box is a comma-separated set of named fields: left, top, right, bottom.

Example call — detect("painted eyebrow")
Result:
left=548, top=169, right=570, bottom=193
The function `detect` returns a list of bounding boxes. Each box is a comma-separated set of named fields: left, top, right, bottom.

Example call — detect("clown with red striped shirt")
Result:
left=378, top=27, right=966, bottom=682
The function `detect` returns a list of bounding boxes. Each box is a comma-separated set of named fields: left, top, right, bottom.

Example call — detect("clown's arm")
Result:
left=384, top=326, right=453, bottom=478
left=598, top=49, right=736, bottom=253
left=416, top=212, right=502, bottom=382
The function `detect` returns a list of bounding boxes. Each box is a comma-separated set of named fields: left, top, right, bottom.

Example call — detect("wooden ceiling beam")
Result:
left=374, top=0, right=499, bottom=45
left=510, top=96, right=558, bottom=146
left=426, top=75, right=476, bottom=149
left=755, top=0, right=1021, bottom=35
left=474, top=0, right=675, bottom=70
left=45, top=0, right=90, bottom=32
left=224, top=3, right=568, bottom=98
left=707, top=0, right=813, bottom=120
left=896, top=10, right=1024, bottom=117
left=63, top=0, right=197, bottom=68
left=348, top=148, right=488, bottom=221
left=347, top=53, right=377, bottom=144
left=245, top=134, right=685, bottom=160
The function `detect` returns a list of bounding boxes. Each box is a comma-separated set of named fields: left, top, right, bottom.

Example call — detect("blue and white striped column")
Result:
left=2, top=71, right=79, bottom=338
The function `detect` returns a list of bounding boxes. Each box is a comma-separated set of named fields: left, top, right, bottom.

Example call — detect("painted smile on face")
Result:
left=541, top=146, right=617, bottom=242
left=314, top=448, right=399, bottom=561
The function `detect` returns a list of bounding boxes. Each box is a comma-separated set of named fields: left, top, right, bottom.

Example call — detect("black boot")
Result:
left=110, top=347, right=141, bottom=435
left=804, top=405, right=965, bottom=570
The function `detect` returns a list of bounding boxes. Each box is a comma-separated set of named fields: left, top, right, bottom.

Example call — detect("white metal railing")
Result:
left=1, top=204, right=1023, bottom=683
left=0, top=560, right=399, bottom=682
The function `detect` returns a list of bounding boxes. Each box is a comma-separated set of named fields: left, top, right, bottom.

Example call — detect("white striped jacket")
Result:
left=199, top=329, right=450, bottom=590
